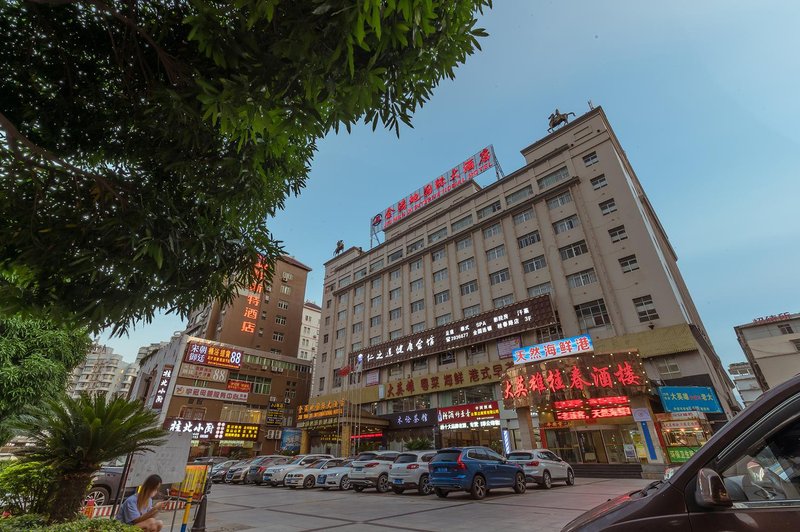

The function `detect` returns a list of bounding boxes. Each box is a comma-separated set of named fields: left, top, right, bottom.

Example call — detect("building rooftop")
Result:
left=733, top=311, right=797, bottom=331
left=280, top=254, right=312, bottom=272
left=303, top=301, right=322, bottom=311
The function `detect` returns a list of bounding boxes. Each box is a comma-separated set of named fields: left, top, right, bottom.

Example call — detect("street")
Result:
left=201, top=477, right=652, bottom=531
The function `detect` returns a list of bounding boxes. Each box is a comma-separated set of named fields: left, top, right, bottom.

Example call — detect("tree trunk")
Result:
left=48, top=471, right=93, bottom=523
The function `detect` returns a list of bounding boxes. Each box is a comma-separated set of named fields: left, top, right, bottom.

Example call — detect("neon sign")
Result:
left=513, top=334, right=593, bottom=365
left=184, top=342, right=243, bottom=370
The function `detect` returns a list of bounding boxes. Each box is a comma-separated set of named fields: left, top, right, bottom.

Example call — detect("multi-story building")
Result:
left=734, top=312, right=800, bottom=391
left=728, top=362, right=762, bottom=408
left=69, top=343, right=136, bottom=399
left=304, top=107, right=737, bottom=475
left=298, top=301, right=321, bottom=361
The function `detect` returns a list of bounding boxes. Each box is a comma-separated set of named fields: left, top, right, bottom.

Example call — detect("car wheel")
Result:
left=566, top=469, right=575, bottom=486
left=391, top=486, right=405, bottom=494
left=85, top=486, right=109, bottom=507
left=434, top=488, right=449, bottom=498
left=354, top=485, right=365, bottom=492
left=470, top=475, right=487, bottom=500
left=270, top=482, right=278, bottom=487
left=376, top=474, right=390, bottom=493
left=303, top=476, right=315, bottom=489
left=513, top=473, right=526, bottom=494
left=418, top=474, right=433, bottom=496
left=539, top=471, right=552, bottom=489
left=255, top=481, right=262, bottom=486
left=340, top=475, right=350, bottom=491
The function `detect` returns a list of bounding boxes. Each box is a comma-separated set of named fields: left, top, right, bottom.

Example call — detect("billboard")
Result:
left=173, top=384, right=249, bottom=403
left=512, top=334, right=593, bottom=365
left=184, top=341, right=243, bottom=370
left=658, top=386, right=723, bottom=413
left=437, top=401, right=500, bottom=430
left=164, top=418, right=259, bottom=441
left=280, top=428, right=302, bottom=452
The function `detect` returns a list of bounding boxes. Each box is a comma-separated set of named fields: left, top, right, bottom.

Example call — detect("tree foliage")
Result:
left=0, top=461, right=56, bottom=515
left=0, top=316, right=90, bottom=444
left=0, top=0, right=491, bottom=334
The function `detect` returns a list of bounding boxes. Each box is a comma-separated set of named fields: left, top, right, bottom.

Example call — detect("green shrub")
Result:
left=0, top=513, right=47, bottom=531
left=405, top=438, right=433, bottom=451
left=0, top=461, right=55, bottom=514
left=0, top=515, right=136, bottom=531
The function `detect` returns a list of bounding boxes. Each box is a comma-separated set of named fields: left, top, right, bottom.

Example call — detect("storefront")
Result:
left=380, top=408, right=438, bottom=450
left=655, top=412, right=712, bottom=463
left=436, top=401, right=502, bottom=450
left=297, top=399, right=388, bottom=456
left=163, top=418, right=261, bottom=458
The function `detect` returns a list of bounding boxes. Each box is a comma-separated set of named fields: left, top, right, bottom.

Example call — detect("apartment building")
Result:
left=734, top=312, right=800, bottom=391
left=69, top=343, right=135, bottom=399
left=728, top=362, right=763, bottom=408
left=298, top=301, right=321, bottom=361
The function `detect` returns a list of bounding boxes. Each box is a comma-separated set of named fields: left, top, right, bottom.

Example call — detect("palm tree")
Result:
left=12, top=393, right=167, bottom=522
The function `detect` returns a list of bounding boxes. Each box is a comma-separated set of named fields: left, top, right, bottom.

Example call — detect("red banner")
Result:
left=226, top=379, right=252, bottom=393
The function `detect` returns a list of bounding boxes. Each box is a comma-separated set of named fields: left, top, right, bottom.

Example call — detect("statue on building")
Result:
left=334, top=240, right=344, bottom=256
left=548, top=109, right=576, bottom=133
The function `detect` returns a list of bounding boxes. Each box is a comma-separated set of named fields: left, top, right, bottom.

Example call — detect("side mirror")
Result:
left=695, top=468, right=733, bottom=508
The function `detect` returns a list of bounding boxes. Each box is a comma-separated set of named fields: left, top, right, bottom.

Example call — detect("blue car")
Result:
left=428, top=446, right=527, bottom=500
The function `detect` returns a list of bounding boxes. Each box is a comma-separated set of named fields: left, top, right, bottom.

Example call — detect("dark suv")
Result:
left=428, top=446, right=526, bottom=500
left=563, top=373, right=800, bottom=531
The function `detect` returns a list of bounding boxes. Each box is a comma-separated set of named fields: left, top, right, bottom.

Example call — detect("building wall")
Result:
left=69, top=343, right=134, bottom=399
left=298, top=303, right=321, bottom=361
left=735, top=313, right=800, bottom=390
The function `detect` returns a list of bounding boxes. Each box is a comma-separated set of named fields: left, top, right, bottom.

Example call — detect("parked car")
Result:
left=210, top=460, right=240, bottom=484
left=562, top=373, right=800, bottom=531
left=193, top=456, right=228, bottom=465
left=429, top=446, right=526, bottom=500
left=225, top=459, right=256, bottom=484
left=262, top=454, right=334, bottom=487
left=349, top=450, right=400, bottom=493
left=506, top=448, right=575, bottom=488
left=86, top=457, right=125, bottom=506
left=245, top=455, right=289, bottom=485
left=388, top=450, right=437, bottom=495
left=317, top=460, right=354, bottom=490
left=285, top=458, right=348, bottom=489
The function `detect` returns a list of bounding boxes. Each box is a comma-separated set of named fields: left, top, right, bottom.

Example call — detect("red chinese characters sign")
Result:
left=184, top=341, right=243, bottom=370
left=553, top=396, right=632, bottom=421
left=383, top=361, right=514, bottom=399
left=372, top=146, right=496, bottom=232
left=227, top=379, right=252, bottom=393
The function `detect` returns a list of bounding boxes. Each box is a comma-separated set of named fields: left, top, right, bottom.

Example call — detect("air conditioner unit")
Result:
left=265, top=285, right=272, bottom=292
left=284, top=398, right=291, bottom=404
left=261, top=365, right=270, bottom=371
left=270, top=396, right=277, bottom=402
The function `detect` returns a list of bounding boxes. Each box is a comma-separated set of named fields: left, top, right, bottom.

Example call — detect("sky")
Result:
left=103, top=0, right=800, bottom=368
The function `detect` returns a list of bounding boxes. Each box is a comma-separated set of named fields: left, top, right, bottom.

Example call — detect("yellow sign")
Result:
left=297, top=400, right=345, bottom=421
left=169, top=464, right=209, bottom=500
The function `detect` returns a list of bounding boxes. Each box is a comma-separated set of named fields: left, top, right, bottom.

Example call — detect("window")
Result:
left=412, top=322, right=426, bottom=333
left=489, top=268, right=510, bottom=284
left=370, top=335, right=381, bottom=346
left=461, top=280, right=478, bottom=296
left=590, top=174, right=607, bottom=190
left=609, top=225, right=628, bottom=242
left=553, top=214, right=580, bottom=234
left=390, top=287, right=401, bottom=300
left=389, top=308, right=402, bottom=320
left=583, top=152, right=599, bottom=166
left=371, top=295, right=381, bottom=308
left=390, top=330, right=402, bottom=340
left=337, top=276, right=351, bottom=288
left=318, top=377, right=325, bottom=391
left=333, top=372, right=342, bottom=388
left=273, top=332, right=284, bottom=342
left=323, top=334, right=329, bottom=343
left=456, top=236, right=473, bottom=250
left=567, top=268, right=598, bottom=288
left=451, top=215, right=473, bottom=232
left=575, top=299, right=611, bottom=329
left=280, top=285, right=292, bottom=295
left=335, top=347, right=344, bottom=358
left=778, top=323, right=794, bottom=335
left=464, top=304, right=481, bottom=318
left=428, top=227, right=447, bottom=244
left=275, top=315, right=287, bottom=325
left=537, top=325, right=562, bottom=342
left=407, top=239, right=424, bottom=254
left=412, top=359, right=428, bottom=371
left=493, top=294, right=514, bottom=308
left=633, top=295, right=659, bottom=322
left=433, top=268, right=448, bottom=282
left=388, top=364, right=403, bottom=378
left=436, top=314, right=452, bottom=326
left=372, top=277, right=383, bottom=289
left=337, top=310, right=347, bottom=322
left=370, top=315, right=381, bottom=327
left=353, top=303, right=364, bottom=315
left=485, top=245, right=505, bottom=261
left=546, top=191, right=573, bottom=209
left=438, top=351, right=456, bottom=365
left=513, top=209, right=534, bottom=225
left=522, top=255, right=547, bottom=273
left=388, top=249, right=403, bottom=263
left=791, top=339, right=800, bottom=352
left=370, top=258, right=384, bottom=272
left=325, top=316, right=330, bottom=326
left=411, top=299, right=425, bottom=313
left=528, top=282, right=552, bottom=297
left=537, top=166, right=569, bottom=189
left=458, top=257, right=475, bottom=273
left=477, top=200, right=501, bottom=220
left=410, top=279, right=423, bottom=292
left=517, top=231, right=541, bottom=249
left=352, top=322, right=363, bottom=334
left=335, top=328, right=345, bottom=339
left=277, top=300, right=289, bottom=310
left=434, top=290, right=450, bottom=305
left=559, top=240, right=589, bottom=260
left=338, top=293, right=349, bottom=304
left=431, top=248, right=446, bottom=261
left=321, top=352, right=327, bottom=363
left=655, top=356, right=681, bottom=377
left=506, top=185, right=533, bottom=206
left=599, top=198, right=618, bottom=215
left=483, top=223, right=502, bottom=239
left=410, top=258, right=422, bottom=271
left=619, top=255, right=640, bottom=273
left=354, top=268, right=367, bottom=280
left=354, top=284, right=364, bottom=297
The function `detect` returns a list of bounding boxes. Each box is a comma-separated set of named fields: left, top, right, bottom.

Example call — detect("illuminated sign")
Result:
left=184, top=342, right=243, bottom=370
left=227, top=380, right=252, bottom=393
left=661, top=420, right=702, bottom=430
left=556, top=406, right=631, bottom=421
left=752, top=312, right=790, bottom=324
left=349, top=296, right=555, bottom=371
left=152, top=365, right=174, bottom=410
left=351, top=432, right=384, bottom=440
left=384, top=360, right=513, bottom=399
left=173, top=384, right=248, bottom=403
left=437, top=401, right=500, bottom=430
left=553, top=396, right=631, bottom=421
left=165, top=418, right=259, bottom=441
left=512, top=334, right=593, bottom=365
left=178, top=364, right=228, bottom=382
left=658, top=386, right=722, bottom=413
left=380, top=408, right=436, bottom=429
left=297, top=400, right=345, bottom=421
left=373, top=146, right=496, bottom=232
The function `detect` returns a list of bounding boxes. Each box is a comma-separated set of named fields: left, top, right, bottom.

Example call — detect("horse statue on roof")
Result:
left=334, top=240, right=344, bottom=256
left=548, top=109, right=576, bottom=133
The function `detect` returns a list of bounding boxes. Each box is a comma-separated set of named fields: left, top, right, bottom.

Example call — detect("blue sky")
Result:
left=103, top=1, right=800, bottom=367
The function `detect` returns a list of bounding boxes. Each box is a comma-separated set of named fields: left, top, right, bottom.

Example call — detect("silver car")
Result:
left=506, top=448, right=574, bottom=489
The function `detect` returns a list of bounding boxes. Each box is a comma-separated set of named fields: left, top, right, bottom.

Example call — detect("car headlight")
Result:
left=328, top=472, right=340, bottom=477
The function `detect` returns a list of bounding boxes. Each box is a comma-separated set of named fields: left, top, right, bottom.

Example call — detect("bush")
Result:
left=0, top=513, right=47, bottom=531
left=405, top=438, right=433, bottom=451
left=0, top=515, right=136, bottom=531
left=0, top=461, right=55, bottom=514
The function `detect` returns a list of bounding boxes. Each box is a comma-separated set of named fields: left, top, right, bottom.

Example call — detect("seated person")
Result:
left=116, top=474, right=165, bottom=532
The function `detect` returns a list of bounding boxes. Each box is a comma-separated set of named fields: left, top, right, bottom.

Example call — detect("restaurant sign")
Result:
left=658, top=386, right=722, bottom=413
left=553, top=396, right=632, bottom=421
left=349, top=296, right=555, bottom=371
left=381, top=408, right=437, bottom=429
left=226, top=380, right=252, bottom=393
left=184, top=341, right=243, bottom=370
left=512, top=335, right=593, bottom=365
left=178, top=364, right=228, bottom=383
left=437, top=401, right=500, bottom=431
left=165, top=418, right=259, bottom=441
left=151, top=365, right=174, bottom=411
left=173, top=384, right=249, bottom=403
left=297, top=400, right=346, bottom=421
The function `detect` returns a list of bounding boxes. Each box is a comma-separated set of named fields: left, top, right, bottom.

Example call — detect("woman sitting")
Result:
left=115, top=474, right=165, bottom=531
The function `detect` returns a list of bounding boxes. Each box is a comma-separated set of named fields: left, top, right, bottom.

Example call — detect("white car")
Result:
left=262, top=454, right=334, bottom=486
left=285, top=458, right=348, bottom=489
left=506, top=448, right=575, bottom=489
left=388, top=450, right=437, bottom=495
left=349, top=450, right=400, bottom=493
left=316, top=460, right=354, bottom=490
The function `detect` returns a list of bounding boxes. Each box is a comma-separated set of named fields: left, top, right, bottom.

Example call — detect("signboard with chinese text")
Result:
left=349, top=296, right=555, bottom=371
left=365, top=369, right=380, bottom=386
left=654, top=412, right=707, bottom=422
left=297, top=400, right=345, bottom=421
left=173, top=384, right=249, bottom=403
left=380, top=408, right=437, bottom=430
left=437, top=401, right=500, bottom=430
left=496, top=336, right=522, bottom=360
left=373, top=146, right=497, bottom=232
left=666, top=446, right=702, bottom=463
left=752, top=312, right=791, bottom=324
left=152, top=365, right=174, bottom=410
left=184, top=342, right=243, bottom=370
left=512, top=335, right=593, bottom=365
left=384, top=360, right=514, bottom=399
left=178, top=364, right=228, bottom=383
left=553, top=396, right=631, bottom=421
left=164, top=418, right=259, bottom=441
left=661, top=420, right=703, bottom=430
left=226, top=379, right=252, bottom=393
left=658, top=386, right=722, bottom=413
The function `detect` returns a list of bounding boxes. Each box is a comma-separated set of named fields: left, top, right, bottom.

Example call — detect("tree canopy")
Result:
left=0, top=0, right=491, bottom=334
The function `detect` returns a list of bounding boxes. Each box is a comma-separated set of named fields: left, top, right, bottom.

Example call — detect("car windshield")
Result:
left=289, top=457, right=305, bottom=465
left=305, top=459, right=325, bottom=468
left=355, top=452, right=377, bottom=461
left=394, top=454, right=418, bottom=464
left=507, top=452, right=534, bottom=461
left=431, top=450, right=462, bottom=463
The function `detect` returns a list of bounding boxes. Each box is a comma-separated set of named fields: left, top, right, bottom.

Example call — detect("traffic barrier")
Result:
left=86, top=499, right=186, bottom=519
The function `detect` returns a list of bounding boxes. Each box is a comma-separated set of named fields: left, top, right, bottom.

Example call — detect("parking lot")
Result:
left=202, top=477, right=652, bottom=531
